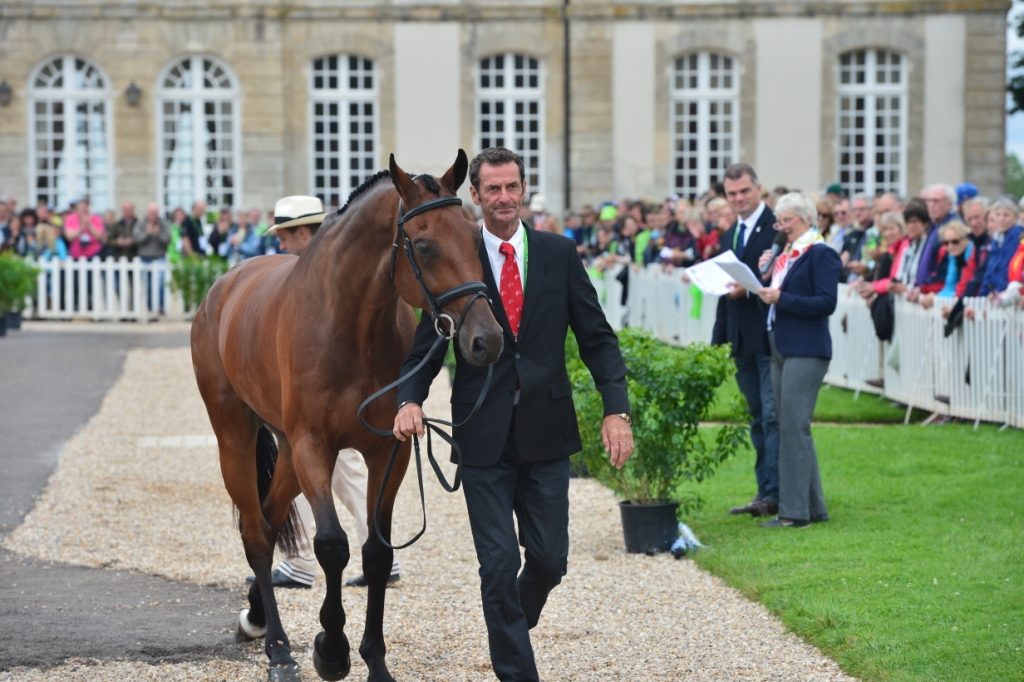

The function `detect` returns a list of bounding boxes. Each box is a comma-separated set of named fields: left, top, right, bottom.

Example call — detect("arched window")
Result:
left=477, top=54, right=543, bottom=193
left=28, top=55, right=113, bottom=212
left=157, top=56, right=240, bottom=211
left=670, top=52, right=739, bottom=200
left=837, top=49, right=906, bottom=196
left=309, top=55, right=378, bottom=210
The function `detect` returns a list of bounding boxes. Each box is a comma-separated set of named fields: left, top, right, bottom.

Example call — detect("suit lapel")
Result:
left=479, top=240, right=513, bottom=339
left=517, top=228, right=546, bottom=339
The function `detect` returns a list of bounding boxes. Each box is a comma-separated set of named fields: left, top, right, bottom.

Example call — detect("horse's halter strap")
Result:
left=390, top=193, right=490, bottom=339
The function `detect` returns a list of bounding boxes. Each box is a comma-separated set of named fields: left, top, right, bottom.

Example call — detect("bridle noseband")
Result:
left=389, top=193, right=490, bottom=339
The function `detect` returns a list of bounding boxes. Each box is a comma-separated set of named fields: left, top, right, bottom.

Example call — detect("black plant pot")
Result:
left=619, top=500, right=679, bottom=554
left=0, top=314, right=7, bottom=337
left=6, top=310, right=21, bottom=331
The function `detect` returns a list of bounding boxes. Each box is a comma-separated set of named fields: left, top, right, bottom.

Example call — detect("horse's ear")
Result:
left=389, top=153, right=420, bottom=203
left=440, top=149, right=469, bottom=194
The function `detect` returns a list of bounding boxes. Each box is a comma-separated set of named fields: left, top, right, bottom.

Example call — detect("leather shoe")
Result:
left=811, top=513, right=830, bottom=524
left=345, top=571, right=400, bottom=588
left=749, top=499, right=778, bottom=517
left=244, top=568, right=313, bottom=589
left=728, top=498, right=760, bottom=515
left=760, top=517, right=810, bottom=528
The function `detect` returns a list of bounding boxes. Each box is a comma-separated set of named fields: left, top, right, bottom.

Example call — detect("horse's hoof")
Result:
left=312, top=631, right=352, bottom=681
left=267, top=662, right=301, bottom=682
left=236, top=608, right=267, bottom=642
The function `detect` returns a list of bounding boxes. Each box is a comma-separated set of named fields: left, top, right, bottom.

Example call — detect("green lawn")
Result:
left=684, top=424, right=1024, bottom=682
left=705, top=376, right=929, bottom=424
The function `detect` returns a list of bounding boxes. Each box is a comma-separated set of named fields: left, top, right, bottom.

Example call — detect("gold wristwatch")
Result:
left=614, top=412, right=632, bottom=426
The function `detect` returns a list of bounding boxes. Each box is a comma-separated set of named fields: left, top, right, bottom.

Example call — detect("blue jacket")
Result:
left=771, top=243, right=841, bottom=359
left=979, top=225, right=1023, bottom=296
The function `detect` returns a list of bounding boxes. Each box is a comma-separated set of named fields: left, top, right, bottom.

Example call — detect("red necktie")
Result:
left=499, top=241, right=523, bottom=336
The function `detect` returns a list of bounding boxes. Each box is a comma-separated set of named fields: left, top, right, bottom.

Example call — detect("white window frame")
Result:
left=156, top=56, right=242, bottom=212
left=476, top=53, right=544, bottom=196
left=669, top=52, right=739, bottom=200
left=27, top=55, right=115, bottom=212
left=836, top=49, right=907, bottom=197
left=308, top=55, right=379, bottom=210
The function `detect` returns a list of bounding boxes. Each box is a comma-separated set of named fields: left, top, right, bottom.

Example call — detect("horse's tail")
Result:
left=254, top=425, right=301, bottom=556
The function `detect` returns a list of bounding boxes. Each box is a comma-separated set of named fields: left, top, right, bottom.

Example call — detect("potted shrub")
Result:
left=0, top=255, right=39, bottom=334
left=568, top=327, right=746, bottom=554
left=170, top=255, right=230, bottom=315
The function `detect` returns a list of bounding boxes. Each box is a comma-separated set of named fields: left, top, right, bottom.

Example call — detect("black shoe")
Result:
left=760, top=517, right=810, bottom=528
left=244, top=568, right=313, bottom=589
left=729, top=497, right=760, bottom=515
left=811, top=513, right=830, bottom=524
left=345, top=571, right=400, bottom=588
left=749, top=499, right=778, bottom=517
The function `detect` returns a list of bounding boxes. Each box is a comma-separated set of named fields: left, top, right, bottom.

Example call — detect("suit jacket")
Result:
left=771, top=243, right=841, bottom=359
left=396, top=226, right=629, bottom=467
left=711, top=204, right=777, bottom=357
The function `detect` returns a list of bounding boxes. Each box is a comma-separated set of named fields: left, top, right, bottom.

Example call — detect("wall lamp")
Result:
left=124, top=81, right=142, bottom=107
left=0, top=81, right=12, bottom=107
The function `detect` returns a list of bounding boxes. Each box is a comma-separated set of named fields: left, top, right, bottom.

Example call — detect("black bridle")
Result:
left=389, top=194, right=489, bottom=339
left=357, top=190, right=495, bottom=550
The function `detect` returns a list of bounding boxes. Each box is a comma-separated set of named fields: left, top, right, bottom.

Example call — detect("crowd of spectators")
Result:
left=523, top=182, right=1024, bottom=319
left=2, top=179, right=1023, bottom=319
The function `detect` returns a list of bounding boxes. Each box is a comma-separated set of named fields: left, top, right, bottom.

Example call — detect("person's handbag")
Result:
left=944, top=297, right=965, bottom=338
left=870, top=292, right=895, bottom=342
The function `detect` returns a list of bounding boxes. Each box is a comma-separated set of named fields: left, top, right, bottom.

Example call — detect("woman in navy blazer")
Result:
left=756, top=192, right=841, bottom=528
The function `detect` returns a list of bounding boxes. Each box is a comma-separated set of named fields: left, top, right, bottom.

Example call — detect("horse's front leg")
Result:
left=359, top=440, right=410, bottom=682
left=295, top=440, right=353, bottom=681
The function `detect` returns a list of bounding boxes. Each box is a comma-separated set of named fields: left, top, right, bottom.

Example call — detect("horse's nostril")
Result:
left=471, top=335, right=487, bottom=360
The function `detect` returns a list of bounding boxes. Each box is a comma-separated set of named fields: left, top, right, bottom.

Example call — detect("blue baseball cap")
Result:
left=955, top=182, right=978, bottom=205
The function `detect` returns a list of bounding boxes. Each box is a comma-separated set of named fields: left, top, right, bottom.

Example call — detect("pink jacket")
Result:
left=65, top=212, right=106, bottom=260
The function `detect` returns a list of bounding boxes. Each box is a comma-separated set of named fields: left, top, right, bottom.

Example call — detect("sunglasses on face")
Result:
left=818, top=212, right=833, bottom=219
left=941, top=238, right=964, bottom=246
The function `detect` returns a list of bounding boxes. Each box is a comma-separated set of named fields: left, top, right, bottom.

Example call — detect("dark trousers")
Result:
left=461, top=421, right=570, bottom=682
left=733, top=353, right=780, bottom=502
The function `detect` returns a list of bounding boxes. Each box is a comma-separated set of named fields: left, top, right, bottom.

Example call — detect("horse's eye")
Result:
left=414, top=240, right=436, bottom=260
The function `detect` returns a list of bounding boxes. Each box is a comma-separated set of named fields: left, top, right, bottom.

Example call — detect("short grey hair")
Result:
left=851, top=193, right=873, bottom=209
left=989, top=196, right=1018, bottom=215
left=774, top=192, right=818, bottom=228
left=929, top=184, right=957, bottom=205
left=961, top=197, right=988, bottom=213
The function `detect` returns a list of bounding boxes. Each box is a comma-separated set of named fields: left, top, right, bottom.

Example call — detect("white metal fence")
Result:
left=22, top=257, right=1022, bottom=428
left=592, top=265, right=1024, bottom=429
left=28, top=257, right=187, bottom=322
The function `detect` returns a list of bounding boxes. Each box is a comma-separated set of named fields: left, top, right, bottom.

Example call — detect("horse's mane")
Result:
left=329, top=169, right=392, bottom=220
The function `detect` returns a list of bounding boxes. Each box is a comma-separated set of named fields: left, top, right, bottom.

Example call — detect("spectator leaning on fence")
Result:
left=916, top=184, right=959, bottom=293
left=975, top=196, right=1023, bottom=298
left=64, top=198, right=106, bottom=260
left=859, top=210, right=907, bottom=301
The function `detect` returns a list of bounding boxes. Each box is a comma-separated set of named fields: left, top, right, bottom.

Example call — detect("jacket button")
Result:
left=514, top=353, right=520, bottom=359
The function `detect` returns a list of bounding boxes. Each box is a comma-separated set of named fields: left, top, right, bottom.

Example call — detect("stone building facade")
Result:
left=0, top=1, right=1009, bottom=215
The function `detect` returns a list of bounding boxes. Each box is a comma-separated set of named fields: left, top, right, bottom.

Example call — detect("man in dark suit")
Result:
left=712, top=162, right=781, bottom=518
left=393, top=147, right=634, bottom=682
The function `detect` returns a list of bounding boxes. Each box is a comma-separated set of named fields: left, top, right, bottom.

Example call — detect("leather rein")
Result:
left=356, top=191, right=494, bottom=550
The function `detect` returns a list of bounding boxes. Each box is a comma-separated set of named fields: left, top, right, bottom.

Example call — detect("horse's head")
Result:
left=390, top=150, right=503, bottom=367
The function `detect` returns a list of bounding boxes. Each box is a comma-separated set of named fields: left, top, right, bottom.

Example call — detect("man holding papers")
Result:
left=711, top=163, right=781, bottom=519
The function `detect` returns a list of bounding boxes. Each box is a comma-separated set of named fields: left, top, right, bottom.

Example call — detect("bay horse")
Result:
left=190, top=150, right=503, bottom=682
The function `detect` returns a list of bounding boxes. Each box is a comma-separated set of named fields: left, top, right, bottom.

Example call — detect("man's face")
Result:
left=963, top=203, right=986, bottom=236
left=122, top=202, right=135, bottom=219
left=874, top=194, right=899, bottom=218
left=833, top=201, right=850, bottom=226
left=723, top=174, right=759, bottom=219
left=248, top=209, right=261, bottom=225
left=276, top=225, right=313, bottom=255
left=852, top=198, right=872, bottom=228
left=990, top=207, right=1016, bottom=234
left=470, top=162, right=525, bottom=236
left=925, top=188, right=951, bottom=223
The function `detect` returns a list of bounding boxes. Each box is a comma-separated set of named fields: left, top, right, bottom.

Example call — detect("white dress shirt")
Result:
left=481, top=220, right=526, bottom=288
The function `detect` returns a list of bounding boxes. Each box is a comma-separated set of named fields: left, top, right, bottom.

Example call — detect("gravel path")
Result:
left=2, top=346, right=856, bottom=681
